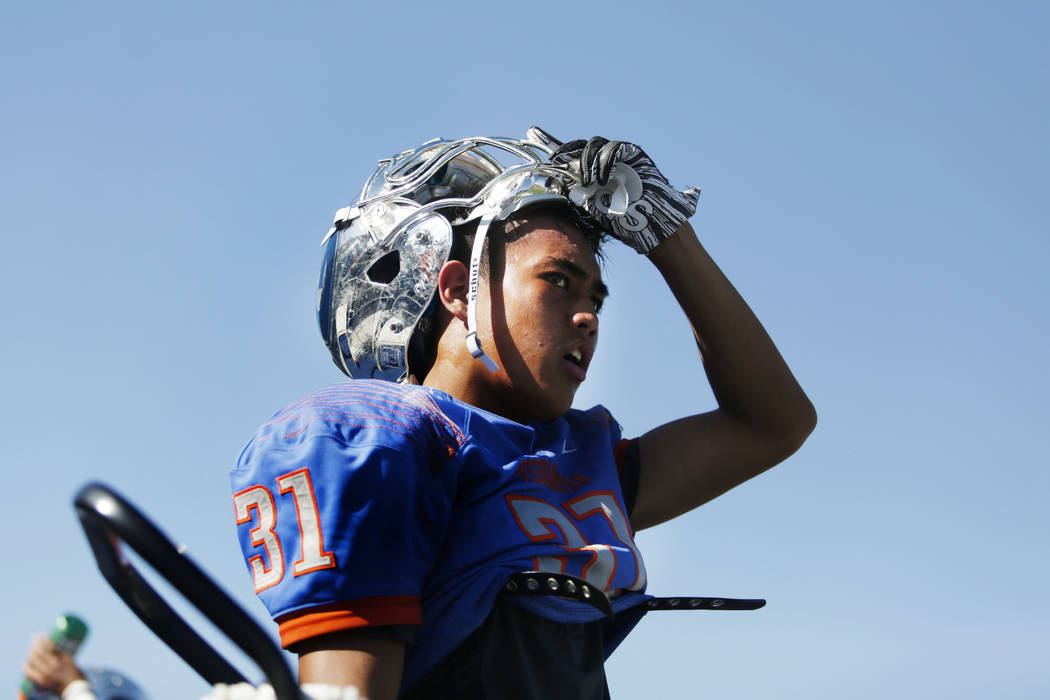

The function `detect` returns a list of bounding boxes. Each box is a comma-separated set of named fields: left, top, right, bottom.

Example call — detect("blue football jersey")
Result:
left=231, top=380, right=649, bottom=690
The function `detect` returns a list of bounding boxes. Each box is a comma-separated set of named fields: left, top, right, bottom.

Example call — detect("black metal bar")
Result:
left=74, top=481, right=305, bottom=700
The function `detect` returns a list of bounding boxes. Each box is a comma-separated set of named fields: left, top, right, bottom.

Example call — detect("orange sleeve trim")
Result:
left=276, top=595, right=421, bottom=648
left=614, top=438, right=635, bottom=477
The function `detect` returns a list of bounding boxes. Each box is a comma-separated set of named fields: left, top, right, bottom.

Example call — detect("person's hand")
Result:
left=22, top=634, right=87, bottom=694
left=200, top=683, right=367, bottom=700
left=536, top=128, right=700, bottom=254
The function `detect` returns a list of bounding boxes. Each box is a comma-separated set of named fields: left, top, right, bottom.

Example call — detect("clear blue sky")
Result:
left=4, top=2, right=1047, bottom=698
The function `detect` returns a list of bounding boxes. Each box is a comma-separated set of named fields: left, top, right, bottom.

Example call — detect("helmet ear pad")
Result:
left=321, top=203, right=453, bottom=382
left=365, top=249, right=401, bottom=284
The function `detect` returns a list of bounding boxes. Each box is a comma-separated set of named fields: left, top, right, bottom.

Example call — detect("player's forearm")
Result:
left=647, top=222, right=816, bottom=441
left=298, top=635, right=405, bottom=700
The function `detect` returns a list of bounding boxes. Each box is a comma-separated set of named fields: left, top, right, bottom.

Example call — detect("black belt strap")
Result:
left=504, top=572, right=765, bottom=617
left=644, top=596, right=766, bottom=611
left=505, top=572, right=614, bottom=616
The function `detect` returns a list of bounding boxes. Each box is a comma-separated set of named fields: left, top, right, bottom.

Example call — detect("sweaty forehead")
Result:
left=505, top=216, right=597, bottom=262
left=504, top=217, right=606, bottom=287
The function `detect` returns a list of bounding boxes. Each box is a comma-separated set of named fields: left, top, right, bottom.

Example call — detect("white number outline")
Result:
left=505, top=494, right=616, bottom=590
left=233, top=467, right=337, bottom=593
left=277, top=468, right=338, bottom=577
left=233, top=485, right=284, bottom=593
left=505, top=490, right=645, bottom=592
left=564, top=491, right=646, bottom=591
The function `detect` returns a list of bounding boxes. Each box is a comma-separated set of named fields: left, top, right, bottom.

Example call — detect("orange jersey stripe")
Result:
left=276, top=595, right=421, bottom=648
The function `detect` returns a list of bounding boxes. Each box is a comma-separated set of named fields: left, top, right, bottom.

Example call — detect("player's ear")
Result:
left=436, top=260, right=469, bottom=322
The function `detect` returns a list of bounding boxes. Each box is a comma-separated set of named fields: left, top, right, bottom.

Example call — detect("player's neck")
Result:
left=424, top=356, right=496, bottom=412
left=422, top=327, right=550, bottom=424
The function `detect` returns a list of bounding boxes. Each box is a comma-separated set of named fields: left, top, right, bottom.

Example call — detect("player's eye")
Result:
left=543, top=272, right=569, bottom=289
left=591, top=296, right=604, bottom=314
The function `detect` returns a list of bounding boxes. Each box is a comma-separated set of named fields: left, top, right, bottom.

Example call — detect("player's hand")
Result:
left=22, top=634, right=87, bottom=694
left=544, top=131, right=700, bottom=254
left=200, top=683, right=368, bottom=700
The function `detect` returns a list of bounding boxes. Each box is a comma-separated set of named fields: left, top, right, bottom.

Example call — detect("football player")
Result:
left=229, top=127, right=816, bottom=699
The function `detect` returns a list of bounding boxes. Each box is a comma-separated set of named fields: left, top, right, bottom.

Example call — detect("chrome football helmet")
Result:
left=317, top=128, right=595, bottom=382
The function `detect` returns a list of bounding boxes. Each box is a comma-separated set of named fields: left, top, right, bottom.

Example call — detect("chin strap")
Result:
left=465, top=213, right=500, bottom=373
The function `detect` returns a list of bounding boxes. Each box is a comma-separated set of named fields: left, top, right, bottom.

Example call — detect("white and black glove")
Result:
left=529, top=127, right=700, bottom=254
left=200, top=683, right=367, bottom=700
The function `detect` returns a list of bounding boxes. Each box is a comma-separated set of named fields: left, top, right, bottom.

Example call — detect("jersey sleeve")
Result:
left=614, top=438, right=641, bottom=518
left=579, top=404, right=640, bottom=518
left=230, top=382, right=464, bottom=649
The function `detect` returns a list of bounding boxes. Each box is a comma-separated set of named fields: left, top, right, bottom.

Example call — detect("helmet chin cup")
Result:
left=317, top=133, right=593, bottom=382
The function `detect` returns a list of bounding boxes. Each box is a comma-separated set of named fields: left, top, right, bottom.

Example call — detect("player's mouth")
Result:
left=562, top=346, right=590, bottom=382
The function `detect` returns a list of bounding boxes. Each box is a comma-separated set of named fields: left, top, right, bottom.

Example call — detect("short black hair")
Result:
left=449, top=203, right=605, bottom=274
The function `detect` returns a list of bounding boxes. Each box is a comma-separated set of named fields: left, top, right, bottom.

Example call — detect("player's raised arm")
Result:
left=636, top=221, right=816, bottom=528
left=549, top=134, right=817, bottom=530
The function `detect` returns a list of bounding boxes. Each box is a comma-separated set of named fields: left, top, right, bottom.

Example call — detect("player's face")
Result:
left=473, top=214, right=607, bottom=423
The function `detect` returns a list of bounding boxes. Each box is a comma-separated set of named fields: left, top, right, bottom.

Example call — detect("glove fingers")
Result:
left=581, top=136, right=610, bottom=185
left=595, top=140, right=628, bottom=186
left=526, top=126, right=564, bottom=153
left=551, top=138, right=587, bottom=164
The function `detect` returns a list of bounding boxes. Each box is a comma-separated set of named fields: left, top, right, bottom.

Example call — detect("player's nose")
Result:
left=573, top=309, right=598, bottom=337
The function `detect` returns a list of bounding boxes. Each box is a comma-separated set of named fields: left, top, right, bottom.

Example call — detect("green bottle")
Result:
left=20, top=614, right=89, bottom=699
